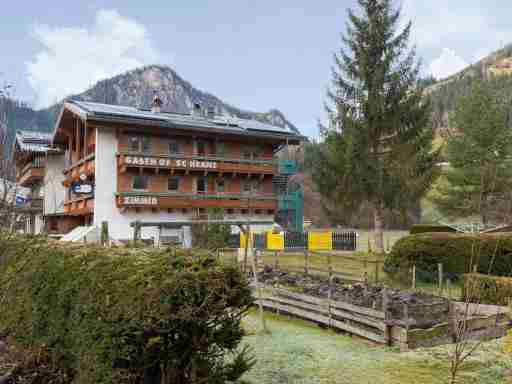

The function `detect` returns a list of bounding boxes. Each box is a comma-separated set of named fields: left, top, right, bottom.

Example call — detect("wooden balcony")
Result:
left=63, top=154, right=96, bottom=187
left=63, top=195, right=94, bottom=215
left=116, top=192, right=278, bottom=211
left=18, top=166, right=45, bottom=187
left=117, top=152, right=277, bottom=176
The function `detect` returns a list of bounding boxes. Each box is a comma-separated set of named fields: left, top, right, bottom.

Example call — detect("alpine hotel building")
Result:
left=15, top=96, right=302, bottom=245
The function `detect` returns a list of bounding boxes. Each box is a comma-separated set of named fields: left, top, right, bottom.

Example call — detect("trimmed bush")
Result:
left=384, top=232, right=512, bottom=282
left=463, top=273, right=512, bottom=305
left=0, top=233, right=254, bottom=383
left=409, top=224, right=457, bottom=235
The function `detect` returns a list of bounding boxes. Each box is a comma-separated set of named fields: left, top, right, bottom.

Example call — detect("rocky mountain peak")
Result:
left=72, top=64, right=299, bottom=133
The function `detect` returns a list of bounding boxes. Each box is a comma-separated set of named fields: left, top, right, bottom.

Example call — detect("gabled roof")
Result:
left=57, top=100, right=305, bottom=143
left=14, top=130, right=54, bottom=153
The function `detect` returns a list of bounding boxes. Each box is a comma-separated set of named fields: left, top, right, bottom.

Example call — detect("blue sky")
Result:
left=1, top=0, right=512, bottom=137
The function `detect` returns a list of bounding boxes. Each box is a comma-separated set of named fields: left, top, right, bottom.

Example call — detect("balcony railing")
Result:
left=17, top=156, right=45, bottom=181
left=62, top=154, right=95, bottom=187
left=63, top=195, right=94, bottom=215
left=116, top=191, right=277, bottom=210
left=117, top=152, right=277, bottom=175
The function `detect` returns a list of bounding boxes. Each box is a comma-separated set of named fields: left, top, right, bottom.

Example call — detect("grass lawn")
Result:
left=241, top=311, right=512, bottom=384
left=258, top=251, right=385, bottom=282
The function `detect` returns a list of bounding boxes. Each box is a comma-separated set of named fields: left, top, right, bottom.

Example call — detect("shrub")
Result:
left=463, top=273, right=512, bottom=305
left=384, top=232, right=512, bottom=283
left=409, top=224, right=457, bottom=234
left=0, top=233, right=254, bottom=383
left=191, top=208, right=232, bottom=250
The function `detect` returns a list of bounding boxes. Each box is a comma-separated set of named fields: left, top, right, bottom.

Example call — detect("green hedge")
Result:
left=384, top=232, right=512, bottom=282
left=463, top=273, right=512, bottom=305
left=0, top=234, right=254, bottom=383
left=409, top=224, right=457, bottom=234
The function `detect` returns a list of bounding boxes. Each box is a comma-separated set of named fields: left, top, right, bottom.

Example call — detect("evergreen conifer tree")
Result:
left=312, top=0, right=438, bottom=252
left=433, top=80, right=512, bottom=225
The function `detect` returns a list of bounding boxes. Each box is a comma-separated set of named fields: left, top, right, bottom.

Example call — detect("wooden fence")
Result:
left=257, top=286, right=510, bottom=350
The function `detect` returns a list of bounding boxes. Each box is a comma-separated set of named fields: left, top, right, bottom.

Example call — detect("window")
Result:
left=216, top=178, right=226, bottom=193
left=242, top=147, right=252, bottom=160
left=169, top=140, right=181, bottom=155
left=168, top=176, right=180, bottom=192
left=242, top=180, right=261, bottom=194
left=253, top=180, right=262, bottom=193
left=129, top=136, right=151, bottom=153
left=196, top=140, right=208, bottom=156
left=196, top=177, right=208, bottom=193
left=141, top=137, right=151, bottom=153
left=133, top=175, right=149, bottom=190
left=242, top=145, right=263, bottom=160
left=215, top=142, right=226, bottom=157
left=129, top=137, right=140, bottom=152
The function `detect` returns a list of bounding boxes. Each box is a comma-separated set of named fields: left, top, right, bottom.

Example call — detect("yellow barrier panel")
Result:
left=308, top=232, right=333, bottom=251
left=240, top=233, right=251, bottom=249
left=267, top=232, right=285, bottom=251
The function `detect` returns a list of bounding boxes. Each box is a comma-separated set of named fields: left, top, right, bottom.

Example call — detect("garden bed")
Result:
left=256, top=266, right=510, bottom=350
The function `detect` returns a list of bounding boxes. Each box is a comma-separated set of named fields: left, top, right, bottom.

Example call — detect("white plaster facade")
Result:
left=92, top=127, right=273, bottom=244
left=44, top=153, right=66, bottom=215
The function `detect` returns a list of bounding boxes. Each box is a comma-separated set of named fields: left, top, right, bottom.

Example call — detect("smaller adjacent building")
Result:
left=12, top=131, right=56, bottom=234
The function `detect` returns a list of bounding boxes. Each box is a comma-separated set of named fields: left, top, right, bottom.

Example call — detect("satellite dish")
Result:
left=79, top=173, right=87, bottom=181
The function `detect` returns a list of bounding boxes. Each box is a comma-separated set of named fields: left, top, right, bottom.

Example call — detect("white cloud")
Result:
left=26, top=9, right=161, bottom=109
left=428, top=48, right=468, bottom=80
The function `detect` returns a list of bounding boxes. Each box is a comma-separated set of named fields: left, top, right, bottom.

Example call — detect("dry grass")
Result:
left=241, top=311, right=512, bottom=384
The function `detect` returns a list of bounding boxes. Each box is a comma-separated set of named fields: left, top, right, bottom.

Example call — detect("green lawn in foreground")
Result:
left=241, top=312, right=512, bottom=384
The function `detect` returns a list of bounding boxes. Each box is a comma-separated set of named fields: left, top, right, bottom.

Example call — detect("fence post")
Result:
left=412, top=264, right=416, bottom=290
left=133, top=220, right=141, bottom=246
left=274, top=251, right=278, bottom=270
left=328, top=275, right=334, bottom=329
left=375, top=260, right=380, bottom=284
left=327, top=252, right=333, bottom=280
left=304, top=249, right=309, bottom=275
left=101, top=221, right=109, bottom=247
left=382, top=288, right=391, bottom=346
left=446, top=278, right=452, bottom=300
left=438, top=263, right=444, bottom=294
left=251, top=249, right=268, bottom=334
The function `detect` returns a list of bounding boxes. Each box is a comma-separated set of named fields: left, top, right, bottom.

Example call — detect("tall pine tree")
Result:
left=433, top=80, right=512, bottom=225
left=312, top=0, right=438, bottom=252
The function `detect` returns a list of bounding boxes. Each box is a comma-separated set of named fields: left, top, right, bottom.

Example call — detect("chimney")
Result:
left=207, top=106, right=215, bottom=119
left=152, top=92, right=163, bottom=113
left=192, top=102, right=202, bottom=117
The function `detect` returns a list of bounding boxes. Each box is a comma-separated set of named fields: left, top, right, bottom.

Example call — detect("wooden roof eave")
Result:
left=52, top=102, right=89, bottom=144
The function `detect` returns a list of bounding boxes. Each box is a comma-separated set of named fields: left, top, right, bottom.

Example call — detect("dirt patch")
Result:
left=257, top=265, right=450, bottom=329
left=0, top=335, right=72, bottom=384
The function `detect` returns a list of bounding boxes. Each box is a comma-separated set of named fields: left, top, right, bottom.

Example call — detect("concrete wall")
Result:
left=44, top=154, right=66, bottom=215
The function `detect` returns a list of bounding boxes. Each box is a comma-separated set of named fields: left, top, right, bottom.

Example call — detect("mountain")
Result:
left=1, top=64, right=299, bottom=150
left=67, top=65, right=299, bottom=134
left=0, top=97, right=54, bottom=152
left=425, top=43, right=512, bottom=131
